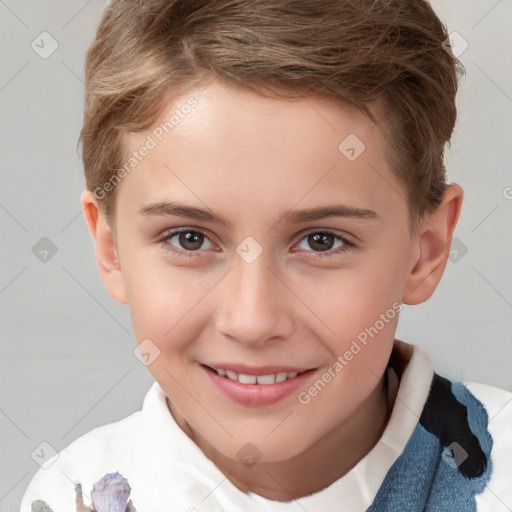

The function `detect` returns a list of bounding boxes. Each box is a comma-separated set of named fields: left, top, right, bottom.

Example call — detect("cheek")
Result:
left=296, top=253, right=402, bottom=395
left=296, top=302, right=398, bottom=432
left=301, top=259, right=402, bottom=341
left=124, top=262, right=213, bottom=347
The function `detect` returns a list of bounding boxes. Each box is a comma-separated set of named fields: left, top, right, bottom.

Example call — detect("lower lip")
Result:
left=202, top=365, right=316, bottom=406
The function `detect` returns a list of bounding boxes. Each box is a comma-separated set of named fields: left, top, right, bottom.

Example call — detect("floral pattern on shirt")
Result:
left=31, top=471, right=137, bottom=512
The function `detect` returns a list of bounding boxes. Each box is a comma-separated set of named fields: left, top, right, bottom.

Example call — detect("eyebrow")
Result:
left=138, top=201, right=379, bottom=227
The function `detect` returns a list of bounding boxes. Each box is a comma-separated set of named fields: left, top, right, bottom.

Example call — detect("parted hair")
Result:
left=79, top=0, right=464, bottom=235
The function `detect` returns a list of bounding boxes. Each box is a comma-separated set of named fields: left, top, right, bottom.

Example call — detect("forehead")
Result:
left=117, top=79, right=405, bottom=227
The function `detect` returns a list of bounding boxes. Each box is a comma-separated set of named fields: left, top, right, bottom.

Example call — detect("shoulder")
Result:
left=464, top=381, right=512, bottom=417
left=20, top=410, right=143, bottom=512
left=463, top=382, right=512, bottom=512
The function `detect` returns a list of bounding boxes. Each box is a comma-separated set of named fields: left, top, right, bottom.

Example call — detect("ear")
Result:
left=402, top=183, right=464, bottom=305
left=81, top=190, right=127, bottom=304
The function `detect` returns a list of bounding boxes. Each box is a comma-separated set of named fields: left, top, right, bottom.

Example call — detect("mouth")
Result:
left=201, top=363, right=317, bottom=406
left=203, top=364, right=311, bottom=384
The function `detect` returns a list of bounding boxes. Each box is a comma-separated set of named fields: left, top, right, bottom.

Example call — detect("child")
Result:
left=21, top=0, right=512, bottom=511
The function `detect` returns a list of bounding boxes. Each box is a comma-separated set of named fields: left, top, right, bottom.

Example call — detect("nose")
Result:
left=214, top=253, right=295, bottom=347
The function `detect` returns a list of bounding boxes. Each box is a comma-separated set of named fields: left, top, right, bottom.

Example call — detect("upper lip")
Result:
left=202, top=363, right=315, bottom=375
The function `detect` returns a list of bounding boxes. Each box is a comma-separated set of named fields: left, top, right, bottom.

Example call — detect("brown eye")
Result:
left=307, top=233, right=337, bottom=252
left=162, top=229, right=214, bottom=256
left=176, top=231, right=204, bottom=251
left=295, top=231, right=354, bottom=257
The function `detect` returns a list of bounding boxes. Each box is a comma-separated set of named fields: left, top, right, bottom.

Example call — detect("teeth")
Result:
left=257, top=374, right=276, bottom=385
left=225, top=370, right=238, bottom=381
left=214, top=367, right=303, bottom=385
left=275, top=372, right=288, bottom=383
left=238, top=374, right=257, bottom=384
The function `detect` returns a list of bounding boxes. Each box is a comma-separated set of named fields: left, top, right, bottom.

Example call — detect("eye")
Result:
left=160, top=228, right=214, bottom=257
left=294, top=230, right=355, bottom=257
left=159, top=228, right=355, bottom=259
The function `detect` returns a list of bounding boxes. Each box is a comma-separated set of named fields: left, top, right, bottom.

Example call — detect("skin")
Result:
left=81, top=77, right=463, bottom=501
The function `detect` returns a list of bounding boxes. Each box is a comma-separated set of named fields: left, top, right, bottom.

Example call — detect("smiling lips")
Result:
left=202, top=362, right=316, bottom=406
left=211, top=366, right=308, bottom=384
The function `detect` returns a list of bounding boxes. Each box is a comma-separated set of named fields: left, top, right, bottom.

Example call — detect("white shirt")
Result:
left=20, top=343, right=512, bottom=512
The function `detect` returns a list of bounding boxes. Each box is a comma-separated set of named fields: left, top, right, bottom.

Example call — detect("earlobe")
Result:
left=402, top=184, right=464, bottom=305
left=80, top=190, right=128, bottom=305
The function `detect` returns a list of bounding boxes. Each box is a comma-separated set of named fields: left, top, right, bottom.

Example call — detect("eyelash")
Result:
left=159, top=228, right=355, bottom=259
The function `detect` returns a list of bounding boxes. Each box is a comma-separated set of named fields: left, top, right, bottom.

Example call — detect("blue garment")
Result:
left=368, top=374, right=493, bottom=511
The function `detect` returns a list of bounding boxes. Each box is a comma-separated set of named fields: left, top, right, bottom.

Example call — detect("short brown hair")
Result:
left=79, top=0, right=465, bottom=235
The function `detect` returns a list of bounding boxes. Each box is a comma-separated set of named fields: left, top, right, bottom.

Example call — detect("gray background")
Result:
left=1, top=1, right=511, bottom=510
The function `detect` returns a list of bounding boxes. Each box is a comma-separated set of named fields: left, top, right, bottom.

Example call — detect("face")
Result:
left=107, top=78, right=418, bottom=463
